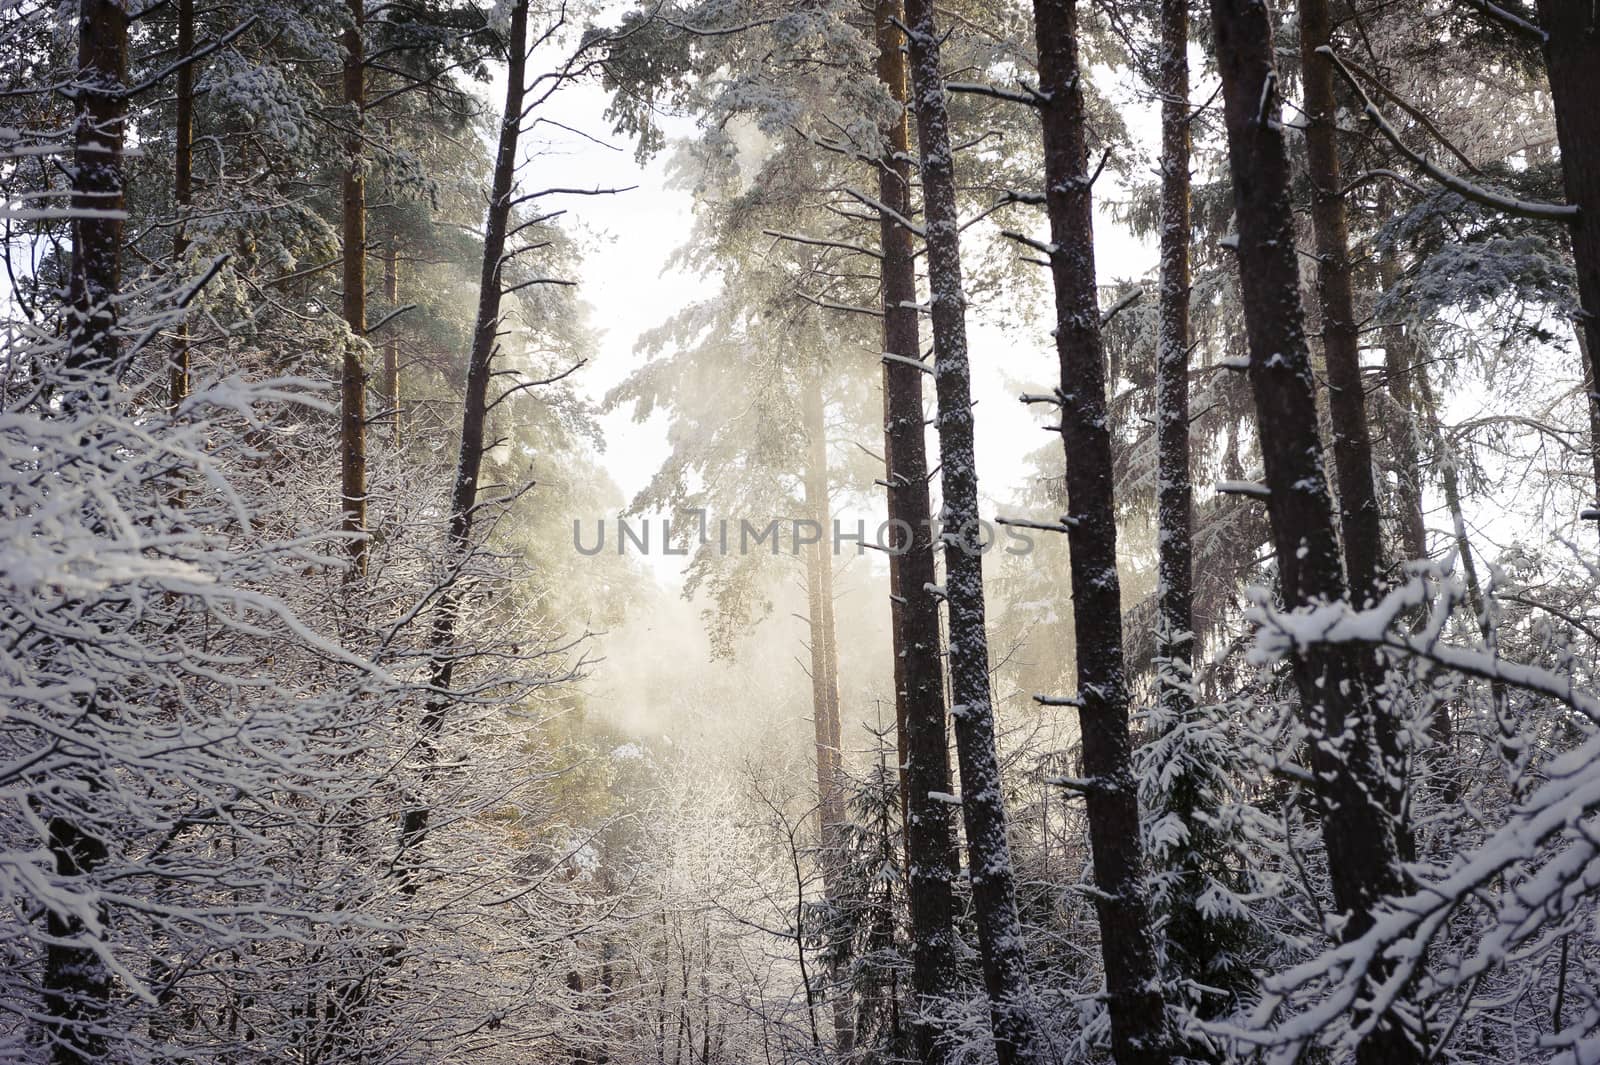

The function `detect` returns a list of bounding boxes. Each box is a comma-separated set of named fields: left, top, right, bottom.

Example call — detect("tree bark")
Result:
left=1207, top=2, right=1419, bottom=1061
left=341, top=0, right=369, bottom=574
left=384, top=235, right=401, bottom=443
left=1376, top=244, right=1456, bottom=764
left=45, top=3, right=127, bottom=1057
left=1377, top=269, right=1428, bottom=564
left=871, top=2, right=957, bottom=1056
left=1150, top=0, right=1230, bottom=1049
left=800, top=367, right=852, bottom=1055
left=169, top=0, right=194, bottom=412
left=63, top=0, right=129, bottom=383
left=1030, top=1, right=1169, bottom=1061
left=1154, top=0, right=1195, bottom=750
left=902, top=2, right=1049, bottom=1061
left=1299, top=0, right=1386, bottom=599
left=43, top=813, right=110, bottom=1065
left=1373, top=190, right=1428, bottom=565
left=396, top=0, right=529, bottom=888
left=1533, top=0, right=1600, bottom=511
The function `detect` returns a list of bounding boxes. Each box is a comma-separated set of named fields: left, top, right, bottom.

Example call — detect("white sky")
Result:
left=524, top=74, right=1160, bottom=589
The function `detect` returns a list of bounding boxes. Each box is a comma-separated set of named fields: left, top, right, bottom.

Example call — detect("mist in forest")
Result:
left=5, top=0, right=1600, bottom=1063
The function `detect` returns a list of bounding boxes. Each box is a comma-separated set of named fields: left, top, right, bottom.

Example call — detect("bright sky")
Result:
left=523, top=72, right=1161, bottom=590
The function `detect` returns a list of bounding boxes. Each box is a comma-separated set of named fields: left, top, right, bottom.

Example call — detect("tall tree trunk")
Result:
left=1415, top=364, right=1507, bottom=749
left=1300, top=0, right=1386, bottom=598
left=1154, top=0, right=1194, bottom=761
left=63, top=0, right=128, bottom=383
left=871, top=1, right=957, bottom=1056
left=1380, top=321, right=1428, bottom=563
left=1575, top=323, right=1600, bottom=508
left=44, top=4, right=128, bottom=1059
left=1533, top=0, right=1600, bottom=511
left=1373, top=200, right=1428, bottom=564
left=44, top=813, right=110, bottom=1065
left=902, top=2, right=1048, bottom=1061
left=1207, top=3, right=1419, bottom=1062
left=396, top=0, right=529, bottom=887
left=169, top=0, right=195, bottom=412
left=384, top=234, right=401, bottom=444
left=340, top=0, right=368, bottom=575
left=800, top=367, right=852, bottom=1055
left=1299, top=0, right=1412, bottom=828
left=1030, top=1, right=1168, bottom=1061
left=1149, top=0, right=1232, bottom=1048
left=1376, top=245, right=1455, bottom=762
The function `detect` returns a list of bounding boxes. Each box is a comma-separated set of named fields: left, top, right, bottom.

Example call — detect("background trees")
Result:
left=5, top=0, right=1600, bottom=1063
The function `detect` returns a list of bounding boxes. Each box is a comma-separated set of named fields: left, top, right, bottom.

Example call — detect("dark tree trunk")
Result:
left=871, top=1, right=957, bottom=1056
left=384, top=235, right=401, bottom=443
left=43, top=815, right=110, bottom=1065
left=802, top=373, right=843, bottom=846
left=1030, top=1, right=1169, bottom=1061
left=1155, top=0, right=1195, bottom=745
left=169, top=0, right=195, bottom=412
left=45, top=4, right=127, bottom=1056
left=63, top=0, right=128, bottom=383
left=1381, top=342, right=1428, bottom=567
left=397, top=0, right=529, bottom=887
left=1374, top=208, right=1428, bottom=565
left=340, top=0, right=368, bottom=574
left=902, top=1, right=1048, bottom=1061
left=1207, top=2, right=1420, bottom=1062
left=1534, top=0, right=1600, bottom=511
left=800, top=367, right=853, bottom=1055
left=1150, top=0, right=1231, bottom=1048
left=1299, top=0, right=1386, bottom=598
left=1575, top=324, right=1600, bottom=510
left=1376, top=243, right=1456, bottom=764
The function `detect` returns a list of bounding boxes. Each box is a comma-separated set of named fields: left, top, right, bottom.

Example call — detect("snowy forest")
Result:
left=4, top=0, right=1600, bottom=1061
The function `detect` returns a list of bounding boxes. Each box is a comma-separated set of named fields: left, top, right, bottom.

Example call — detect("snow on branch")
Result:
left=1217, top=575, right=1600, bottom=1055
left=1251, top=577, right=1600, bottom=725
left=1216, top=480, right=1271, bottom=499
left=880, top=351, right=933, bottom=373
left=1334, top=54, right=1483, bottom=174
left=999, top=229, right=1056, bottom=257
left=996, top=514, right=1076, bottom=534
left=122, top=17, right=259, bottom=98
left=842, top=187, right=925, bottom=237
left=1212, top=726, right=1600, bottom=1056
left=1454, top=0, right=1548, bottom=42
left=946, top=81, right=1047, bottom=108
left=796, top=290, right=883, bottom=318
left=762, top=229, right=883, bottom=259
left=1099, top=287, right=1143, bottom=327
left=1321, top=47, right=1577, bottom=222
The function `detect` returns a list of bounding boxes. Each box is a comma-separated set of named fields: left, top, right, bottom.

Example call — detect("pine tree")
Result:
left=869, top=2, right=959, bottom=1055
left=340, top=0, right=369, bottom=575
left=1533, top=0, right=1600, bottom=513
left=1029, top=0, right=1168, bottom=1060
left=1299, top=0, right=1386, bottom=600
left=1207, top=1, right=1419, bottom=1061
left=903, top=0, right=1051, bottom=1059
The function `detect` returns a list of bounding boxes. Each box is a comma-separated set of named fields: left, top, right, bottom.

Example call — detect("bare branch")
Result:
left=762, top=230, right=883, bottom=259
